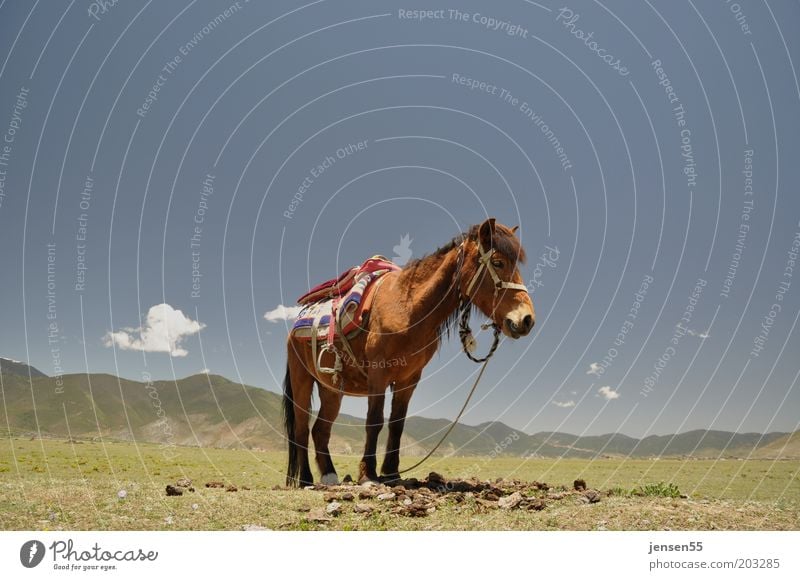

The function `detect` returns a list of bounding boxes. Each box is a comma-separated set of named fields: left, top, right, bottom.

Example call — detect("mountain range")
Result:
left=0, top=357, right=795, bottom=459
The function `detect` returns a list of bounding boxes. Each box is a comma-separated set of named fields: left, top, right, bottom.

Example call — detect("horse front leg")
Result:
left=358, top=383, right=386, bottom=484
left=312, top=383, right=342, bottom=485
left=381, top=373, right=420, bottom=482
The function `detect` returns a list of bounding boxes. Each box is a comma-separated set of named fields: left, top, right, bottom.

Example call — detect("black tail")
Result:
left=283, top=362, right=299, bottom=486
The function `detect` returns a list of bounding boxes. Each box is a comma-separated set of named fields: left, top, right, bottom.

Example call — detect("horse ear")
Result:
left=511, top=225, right=519, bottom=234
left=478, top=218, right=496, bottom=249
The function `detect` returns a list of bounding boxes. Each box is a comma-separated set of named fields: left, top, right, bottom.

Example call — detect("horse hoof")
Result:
left=358, top=477, right=379, bottom=487
left=320, top=473, right=339, bottom=485
left=380, top=474, right=401, bottom=485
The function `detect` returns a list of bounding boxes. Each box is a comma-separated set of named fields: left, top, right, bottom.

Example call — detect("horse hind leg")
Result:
left=312, top=383, right=342, bottom=485
left=283, top=344, right=315, bottom=487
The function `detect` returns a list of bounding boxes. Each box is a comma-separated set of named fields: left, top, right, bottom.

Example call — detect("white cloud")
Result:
left=598, top=386, right=620, bottom=400
left=264, top=304, right=303, bottom=322
left=552, top=400, right=576, bottom=408
left=103, top=303, right=205, bottom=357
left=586, top=362, right=603, bottom=376
left=200, top=368, right=211, bottom=374
left=686, top=328, right=710, bottom=339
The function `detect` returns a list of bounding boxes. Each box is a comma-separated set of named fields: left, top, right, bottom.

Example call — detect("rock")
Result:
left=574, top=479, right=587, bottom=491
left=358, top=490, right=376, bottom=500
left=176, top=477, right=192, bottom=488
left=353, top=503, right=373, bottom=514
left=305, top=509, right=332, bottom=523
left=187, top=487, right=196, bottom=493
left=225, top=484, right=238, bottom=492
left=326, top=501, right=342, bottom=516
left=526, top=499, right=546, bottom=511
left=427, top=472, right=446, bottom=484
left=205, top=481, right=225, bottom=489
left=584, top=489, right=601, bottom=503
left=498, top=492, right=523, bottom=510
left=482, top=491, right=500, bottom=502
left=340, top=492, right=355, bottom=502
left=377, top=492, right=396, bottom=501
left=165, top=485, right=183, bottom=496
left=242, top=524, right=270, bottom=531
left=324, top=492, right=338, bottom=503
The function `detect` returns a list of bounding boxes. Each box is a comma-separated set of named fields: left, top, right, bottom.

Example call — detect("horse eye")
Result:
left=491, top=260, right=504, bottom=269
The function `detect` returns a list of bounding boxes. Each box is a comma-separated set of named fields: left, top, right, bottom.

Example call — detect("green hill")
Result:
left=0, top=363, right=791, bottom=458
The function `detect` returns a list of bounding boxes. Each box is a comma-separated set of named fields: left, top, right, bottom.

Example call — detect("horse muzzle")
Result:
left=503, top=313, right=534, bottom=338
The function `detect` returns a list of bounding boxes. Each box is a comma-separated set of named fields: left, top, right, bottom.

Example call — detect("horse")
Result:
left=283, top=218, right=535, bottom=486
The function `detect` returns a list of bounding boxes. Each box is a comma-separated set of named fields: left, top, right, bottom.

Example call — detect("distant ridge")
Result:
left=0, top=360, right=792, bottom=458
left=0, top=357, right=47, bottom=379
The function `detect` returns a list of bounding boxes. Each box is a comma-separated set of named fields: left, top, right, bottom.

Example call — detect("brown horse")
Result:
left=283, top=218, right=535, bottom=486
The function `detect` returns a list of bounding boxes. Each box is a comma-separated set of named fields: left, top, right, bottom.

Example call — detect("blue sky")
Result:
left=1, top=0, right=799, bottom=437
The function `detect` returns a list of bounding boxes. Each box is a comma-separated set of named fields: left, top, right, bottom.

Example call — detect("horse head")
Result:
left=459, top=218, right=535, bottom=339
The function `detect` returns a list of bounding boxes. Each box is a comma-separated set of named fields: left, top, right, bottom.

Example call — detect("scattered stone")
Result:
left=326, top=501, right=342, bottom=516
left=526, top=499, right=547, bottom=511
left=205, top=481, right=225, bottom=489
left=242, top=486, right=250, bottom=491
left=574, top=479, right=587, bottom=491
left=584, top=489, right=601, bottom=503
left=305, top=509, right=332, bottom=523
left=165, top=485, right=183, bottom=496
left=498, top=492, right=523, bottom=510
left=377, top=492, right=396, bottom=501
left=353, top=503, right=373, bottom=514
left=191, top=503, right=198, bottom=510
left=428, top=472, right=446, bottom=485
left=117, top=489, right=127, bottom=500
left=242, top=524, right=270, bottom=531
left=340, top=492, right=355, bottom=502
left=187, top=487, right=196, bottom=493
left=176, top=477, right=192, bottom=488
left=358, top=489, right=376, bottom=500
left=225, top=484, right=238, bottom=492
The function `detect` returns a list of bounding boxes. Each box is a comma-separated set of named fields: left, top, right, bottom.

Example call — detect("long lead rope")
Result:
left=398, top=302, right=500, bottom=475
left=397, top=354, right=493, bottom=475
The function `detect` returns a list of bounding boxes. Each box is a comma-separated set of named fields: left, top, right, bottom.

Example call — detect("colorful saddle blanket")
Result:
left=291, top=256, right=400, bottom=341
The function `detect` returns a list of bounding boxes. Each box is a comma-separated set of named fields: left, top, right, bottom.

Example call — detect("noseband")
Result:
left=455, top=237, right=530, bottom=363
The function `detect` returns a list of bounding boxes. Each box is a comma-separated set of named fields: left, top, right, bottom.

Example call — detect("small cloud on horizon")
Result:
left=264, top=304, right=303, bottom=322
left=686, top=328, right=710, bottom=338
left=103, top=303, right=204, bottom=357
left=586, top=362, right=602, bottom=376
left=598, top=386, right=620, bottom=400
left=200, top=368, right=211, bottom=374
left=552, top=400, right=576, bottom=408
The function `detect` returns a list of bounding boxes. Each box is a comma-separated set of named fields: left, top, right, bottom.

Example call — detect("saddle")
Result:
left=291, top=255, right=401, bottom=384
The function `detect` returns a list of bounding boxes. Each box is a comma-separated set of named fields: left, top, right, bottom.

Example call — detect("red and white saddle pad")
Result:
left=291, top=256, right=400, bottom=341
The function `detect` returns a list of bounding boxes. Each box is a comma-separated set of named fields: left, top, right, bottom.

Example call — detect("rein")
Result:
left=397, top=237, right=521, bottom=476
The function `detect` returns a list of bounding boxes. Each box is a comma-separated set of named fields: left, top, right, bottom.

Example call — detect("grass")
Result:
left=1, top=437, right=798, bottom=530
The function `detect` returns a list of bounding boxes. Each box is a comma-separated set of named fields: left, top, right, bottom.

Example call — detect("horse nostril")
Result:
left=523, top=314, right=534, bottom=330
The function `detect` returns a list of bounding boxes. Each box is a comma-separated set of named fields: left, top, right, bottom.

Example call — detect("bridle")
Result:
left=455, top=235, right=529, bottom=363
left=397, top=233, right=531, bottom=475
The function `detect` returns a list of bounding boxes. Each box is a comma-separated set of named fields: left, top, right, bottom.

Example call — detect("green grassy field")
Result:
left=1, top=437, right=798, bottom=530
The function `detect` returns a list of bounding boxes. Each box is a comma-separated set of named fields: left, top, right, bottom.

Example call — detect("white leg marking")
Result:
left=320, top=473, right=339, bottom=485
